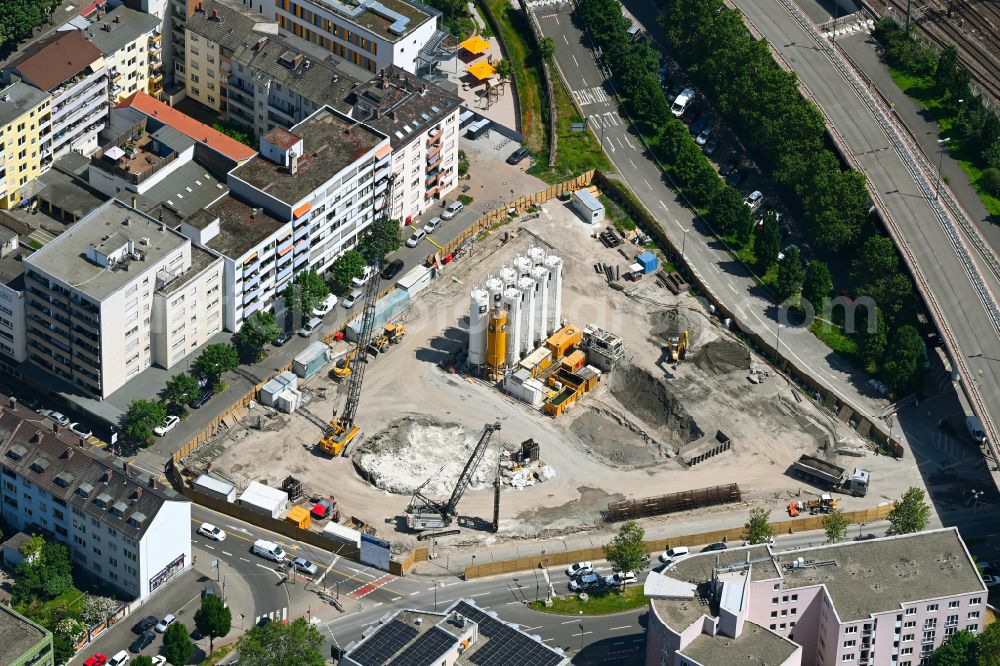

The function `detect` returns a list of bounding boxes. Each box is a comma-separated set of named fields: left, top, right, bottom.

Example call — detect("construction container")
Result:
left=577, top=365, right=601, bottom=391
left=546, top=324, right=583, bottom=360
left=561, top=349, right=586, bottom=372
left=192, top=474, right=236, bottom=503
left=397, top=265, right=432, bottom=295
left=286, top=506, right=311, bottom=529
left=503, top=368, right=546, bottom=407
left=636, top=251, right=659, bottom=274
left=259, top=371, right=298, bottom=408
left=518, top=346, right=552, bottom=377
left=239, top=482, right=288, bottom=519
left=293, top=342, right=331, bottom=379
left=323, top=521, right=362, bottom=548
left=545, top=385, right=581, bottom=416
left=571, top=188, right=605, bottom=224
left=345, top=289, right=410, bottom=342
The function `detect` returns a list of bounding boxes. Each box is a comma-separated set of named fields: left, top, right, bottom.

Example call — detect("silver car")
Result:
left=291, top=557, right=319, bottom=576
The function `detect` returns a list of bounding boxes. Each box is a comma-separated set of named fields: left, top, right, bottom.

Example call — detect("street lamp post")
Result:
left=681, top=225, right=688, bottom=261
left=935, top=137, right=950, bottom=200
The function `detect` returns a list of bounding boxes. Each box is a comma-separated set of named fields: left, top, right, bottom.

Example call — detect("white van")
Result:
left=108, top=652, right=130, bottom=666
left=671, top=88, right=694, bottom=117
left=967, top=415, right=987, bottom=443
left=252, top=539, right=286, bottom=562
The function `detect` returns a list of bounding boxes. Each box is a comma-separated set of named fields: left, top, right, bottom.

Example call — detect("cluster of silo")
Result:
left=468, top=246, right=564, bottom=377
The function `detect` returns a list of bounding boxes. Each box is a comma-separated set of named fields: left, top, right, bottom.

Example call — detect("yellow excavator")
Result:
left=669, top=330, right=689, bottom=362
left=329, top=324, right=405, bottom=380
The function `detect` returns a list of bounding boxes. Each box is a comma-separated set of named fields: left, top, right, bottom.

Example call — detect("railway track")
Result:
left=883, top=0, right=1000, bottom=103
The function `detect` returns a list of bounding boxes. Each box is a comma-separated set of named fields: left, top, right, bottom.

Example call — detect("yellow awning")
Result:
left=459, top=35, right=490, bottom=55
left=466, top=61, right=497, bottom=80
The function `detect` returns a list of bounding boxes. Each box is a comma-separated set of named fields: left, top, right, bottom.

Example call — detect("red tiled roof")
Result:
left=8, top=31, right=103, bottom=93
left=265, top=127, right=301, bottom=150
left=117, top=92, right=257, bottom=162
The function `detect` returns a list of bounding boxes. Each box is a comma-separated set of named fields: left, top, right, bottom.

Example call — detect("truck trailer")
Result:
left=791, top=455, right=870, bottom=497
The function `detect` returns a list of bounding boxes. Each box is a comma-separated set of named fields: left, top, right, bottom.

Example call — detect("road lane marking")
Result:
left=728, top=284, right=738, bottom=293
left=572, top=54, right=579, bottom=67
left=571, top=631, right=594, bottom=637
left=203, top=545, right=215, bottom=550
left=581, top=77, right=587, bottom=86
left=523, top=625, right=541, bottom=631
left=222, top=551, right=232, bottom=556
left=391, top=596, right=402, bottom=601
left=542, top=637, right=555, bottom=642
left=643, top=178, right=651, bottom=189
left=610, top=625, right=631, bottom=631
left=563, top=34, right=569, bottom=44
left=660, top=200, right=669, bottom=211
left=624, top=135, right=635, bottom=150
left=617, top=137, right=625, bottom=149
left=561, top=619, right=578, bottom=625
left=628, top=158, right=637, bottom=169
left=410, top=591, right=420, bottom=596
left=470, top=592, right=490, bottom=597
left=239, top=557, right=250, bottom=562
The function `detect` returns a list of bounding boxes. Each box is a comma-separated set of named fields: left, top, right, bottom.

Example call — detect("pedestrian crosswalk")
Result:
left=254, top=607, right=288, bottom=625
left=347, top=574, right=395, bottom=600
left=571, top=86, right=609, bottom=107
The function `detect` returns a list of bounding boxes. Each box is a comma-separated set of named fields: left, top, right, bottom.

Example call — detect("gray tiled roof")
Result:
left=84, top=6, right=159, bottom=57
left=0, top=82, right=49, bottom=129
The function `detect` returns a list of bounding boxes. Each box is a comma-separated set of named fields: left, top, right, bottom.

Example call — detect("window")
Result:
left=968, top=612, right=981, bottom=620
left=904, top=621, right=916, bottom=628
left=845, top=626, right=858, bottom=634
left=967, top=624, right=979, bottom=632
left=771, top=611, right=778, bottom=618
left=902, top=634, right=914, bottom=642
left=971, top=597, right=982, bottom=605
left=923, top=630, right=936, bottom=642
left=901, top=647, right=913, bottom=655
left=905, top=608, right=917, bottom=616
left=843, top=640, right=856, bottom=648
left=924, top=619, right=937, bottom=629
left=842, top=654, right=855, bottom=662
left=947, top=615, right=959, bottom=627
left=927, top=604, right=938, bottom=612
left=949, top=601, right=960, bottom=609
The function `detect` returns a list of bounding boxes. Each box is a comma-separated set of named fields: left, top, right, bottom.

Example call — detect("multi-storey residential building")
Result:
left=644, top=528, right=987, bottom=666
left=4, top=31, right=110, bottom=159
left=84, top=7, right=163, bottom=103
left=347, top=66, right=459, bottom=224
left=0, top=603, right=53, bottom=666
left=0, top=82, right=52, bottom=209
left=23, top=199, right=223, bottom=398
left=0, top=227, right=28, bottom=364
left=0, top=407, right=192, bottom=599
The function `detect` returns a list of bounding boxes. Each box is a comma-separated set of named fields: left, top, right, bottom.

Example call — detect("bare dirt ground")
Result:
left=187, top=197, right=926, bottom=549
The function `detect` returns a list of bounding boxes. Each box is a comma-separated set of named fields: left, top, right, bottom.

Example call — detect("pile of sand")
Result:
left=609, top=365, right=703, bottom=445
left=695, top=339, right=750, bottom=375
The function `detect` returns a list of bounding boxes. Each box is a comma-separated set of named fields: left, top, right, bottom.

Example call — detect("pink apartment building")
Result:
left=644, top=528, right=986, bottom=666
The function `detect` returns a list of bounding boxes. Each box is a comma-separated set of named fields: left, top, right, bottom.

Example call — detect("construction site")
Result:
left=176, top=193, right=925, bottom=551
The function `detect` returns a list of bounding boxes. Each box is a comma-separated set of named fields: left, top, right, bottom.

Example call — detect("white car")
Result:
left=405, top=229, right=427, bottom=247
left=152, top=657, right=167, bottom=666
left=154, top=613, right=176, bottom=633
left=441, top=201, right=464, bottom=220
left=659, top=546, right=690, bottom=565
left=566, top=561, right=593, bottom=578
left=312, top=294, right=338, bottom=316
left=984, top=574, right=1000, bottom=588
left=197, top=523, right=226, bottom=541
left=69, top=422, right=92, bottom=439
left=744, top=190, right=763, bottom=211
left=154, top=415, right=180, bottom=436
left=342, top=289, right=363, bottom=309
left=423, top=216, right=443, bottom=234
left=351, top=266, right=375, bottom=287
left=603, top=571, right=637, bottom=586
left=39, top=410, right=70, bottom=426
left=298, top=317, right=322, bottom=337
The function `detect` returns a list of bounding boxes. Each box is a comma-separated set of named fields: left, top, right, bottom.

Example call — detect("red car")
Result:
left=311, top=497, right=336, bottom=520
left=85, top=655, right=108, bottom=666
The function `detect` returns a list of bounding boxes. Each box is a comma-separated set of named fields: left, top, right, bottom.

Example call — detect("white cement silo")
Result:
left=531, top=265, right=549, bottom=344
left=514, top=254, right=532, bottom=277
left=518, top=276, right=535, bottom=358
left=528, top=245, right=546, bottom=267
left=545, top=254, right=563, bottom=333
left=485, top=275, right=504, bottom=306
left=499, top=265, right=518, bottom=290
left=468, top=287, right=489, bottom=367
left=503, top=287, right=522, bottom=367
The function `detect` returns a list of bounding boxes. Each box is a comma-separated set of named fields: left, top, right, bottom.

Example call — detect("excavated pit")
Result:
left=609, top=364, right=704, bottom=446
left=352, top=417, right=496, bottom=496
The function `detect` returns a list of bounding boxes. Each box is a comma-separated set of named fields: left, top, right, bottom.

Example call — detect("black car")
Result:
left=381, top=259, right=404, bottom=281
left=130, top=630, right=155, bottom=653
left=132, top=615, right=158, bottom=634
left=506, top=147, right=530, bottom=165
left=273, top=328, right=294, bottom=347
left=189, top=389, right=214, bottom=409
left=702, top=542, right=728, bottom=553
left=726, top=169, right=745, bottom=187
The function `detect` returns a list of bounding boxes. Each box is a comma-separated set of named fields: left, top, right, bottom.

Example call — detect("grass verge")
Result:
left=529, top=75, right=611, bottom=184
left=200, top=643, right=237, bottom=665
left=528, top=586, right=647, bottom=615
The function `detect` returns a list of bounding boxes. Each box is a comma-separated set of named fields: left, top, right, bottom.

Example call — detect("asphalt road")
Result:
left=534, top=6, right=892, bottom=434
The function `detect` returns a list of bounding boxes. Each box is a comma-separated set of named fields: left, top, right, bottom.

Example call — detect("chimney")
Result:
left=289, top=153, right=298, bottom=175
left=63, top=448, right=73, bottom=460
left=78, top=436, right=87, bottom=448
left=114, top=14, right=121, bottom=22
left=31, top=430, right=42, bottom=443
left=122, top=460, right=129, bottom=476
left=102, top=469, right=112, bottom=484
left=52, top=422, right=60, bottom=434
left=8, top=396, right=15, bottom=409
left=131, top=196, right=138, bottom=209
left=132, top=487, right=142, bottom=502
left=148, top=475, right=157, bottom=489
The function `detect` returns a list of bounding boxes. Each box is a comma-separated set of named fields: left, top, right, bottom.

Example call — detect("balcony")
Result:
left=426, top=128, right=442, bottom=146
left=149, top=31, right=161, bottom=43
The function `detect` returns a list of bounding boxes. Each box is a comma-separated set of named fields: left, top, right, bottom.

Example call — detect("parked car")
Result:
left=690, top=116, right=710, bottom=135
left=108, top=652, right=131, bottom=666
left=566, top=561, right=593, bottom=577
left=696, top=128, right=712, bottom=146
left=704, top=135, right=720, bottom=155
left=154, top=415, right=180, bottom=436
left=130, top=630, right=155, bottom=652
left=720, top=158, right=739, bottom=176
left=69, top=422, right=92, bottom=439
left=132, top=615, right=158, bottom=634
left=291, top=557, right=319, bottom=576
left=298, top=317, right=322, bottom=337
left=702, top=542, right=728, bottom=553
left=155, top=614, right=177, bottom=633
left=603, top=571, right=638, bottom=586
left=569, top=573, right=600, bottom=591
left=506, top=147, right=530, bottom=165
left=381, top=259, right=404, bottom=281
left=202, top=583, right=220, bottom=599
left=85, top=654, right=108, bottom=666
left=405, top=229, right=427, bottom=247
left=38, top=409, right=70, bottom=426
left=744, top=190, right=764, bottom=211
left=197, top=523, right=226, bottom=541
left=726, top=169, right=745, bottom=187
left=351, top=266, right=375, bottom=287
left=659, top=547, right=690, bottom=565
left=151, top=658, right=167, bottom=666
left=312, top=294, right=338, bottom=316
left=311, top=497, right=336, bottom=520
left=984, top=574, right=1000, bottom=588
left=273, top=328, right=294, bottom=346
left=189, top=389, right=214, bottom=409
left=682, top=103, right=701, bottom=126
left=342, top=289, right=363, bottom=309
left=423, top=216, right=443, bottom=234
left=441, top=201, right=464, bottom=220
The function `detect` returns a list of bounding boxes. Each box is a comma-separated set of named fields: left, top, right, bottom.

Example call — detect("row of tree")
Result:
left=0, top=0, right=61, bottom=50
left=872, top=19, right=1000, bottom=196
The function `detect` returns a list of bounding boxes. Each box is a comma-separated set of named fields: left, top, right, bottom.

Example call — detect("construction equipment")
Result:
left=791, top=455, right=870, bottom=497
left=669, top=330, right=689, bottom=362
left=319, top=175, right=396, bottom=457
left=406, top=420, right=502, bottom=531
left=330, top=348, right=358, bottom=380
left=367, top=323, right=406, bottom=356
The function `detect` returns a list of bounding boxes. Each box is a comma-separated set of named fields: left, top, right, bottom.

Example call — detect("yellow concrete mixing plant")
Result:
left=485, top=305, right=507, bottom=378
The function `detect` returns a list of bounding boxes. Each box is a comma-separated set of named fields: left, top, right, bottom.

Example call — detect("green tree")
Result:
left=496, top=58, right=514, bottom=83
left=886, top=486, right=932, bottom=536
left=237, top=617, right=326, bottom=666
left=802, top=260, right=832, bottom=310
left=194, top=343, right=239, bottom=382
left=163, top=621, right=193, bottom=665
left=775, top=246, right=804, bottom=303
left=709, top=187, right=754, bottom=244
left=284, top=269, right=331, bottom=324
left=120, top=399, right=167, bottom=448
left=164, top=372, right=200, bottom=408
left=602, top=521, right=647, bottom=588
left=194, top=594, right=232, bottom=653
left=743, top=507, right=773, bottom=544
left=12, top=539, right=73, bottom=603
left=983, top=167, right=1000, bottom=197
left=239, top=311, right=280, bottom=363
left=977, top=621, right=1000, bottom=665
left=929, top=629, right=976, bottom=666
left=211, top=121, right=253, bottom=146
left=329, top=250, right=366, bottom=291
left=52, top=633, right=75, bottom=666
left=81, top=595, right=118, bottom=626
left=822, top=509, right=849, bottom=544
left=934, top=45, right=960, bottom=97
left=754, top=211, right=781, bottom=270
left=457, top=149, right=470, bottom=177
left=132, top=657, right=156, bottom=666
left=881, top=324, right=925, bottom=394
left=858, top=308, right=887, bottom=369
left=359, top=217, right=402, bottom=266
left=539, top=36, right=555, bottom=62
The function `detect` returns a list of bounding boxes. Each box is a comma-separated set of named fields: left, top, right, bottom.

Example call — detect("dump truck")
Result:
left=791, top=455, right=870, bottom=497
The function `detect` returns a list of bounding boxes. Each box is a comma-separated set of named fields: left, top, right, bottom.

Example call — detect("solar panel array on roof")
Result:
left=349, top=619, right=418, bottom=666
left=451, top=602, right=563, bottom=666
left=391, top=626, right=455, bottom=666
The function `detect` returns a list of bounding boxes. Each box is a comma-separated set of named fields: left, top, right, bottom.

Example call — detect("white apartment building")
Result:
left=5, top=31, right=110, bottom=159
left=644, top=528, right=988, bottom=666
left=84, top=7, right=163, bottom=102
left=23, top=199, right=223, bottom=398
left=0, top=407, right=192, bottom=600
left=0, top=228, right=27, bottom=364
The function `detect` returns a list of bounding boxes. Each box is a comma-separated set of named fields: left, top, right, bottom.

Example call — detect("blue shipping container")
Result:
left=636, top=251, right=659, bottom=274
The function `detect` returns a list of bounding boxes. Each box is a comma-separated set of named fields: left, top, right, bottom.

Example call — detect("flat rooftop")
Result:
left=0, top=247, right=31, bottom=290
left=84, top=6, right=159, bottom=56
left=204, top=196, right=287, bottom=258
left=157, top=244, right=220, bottom=296
left=679, top=622, right=798, bottom=666
left=775, top=528, right=984, bottom=622
left=0, top=82, right=49, bottom=128
left=0, top=605, right=48, bottom=663
left=352, top=66, right=461, bottom=149
left=230, top=108, right=386, bottom=207
left=24, top=199, right=187, bottom=300
left=303, top=0, right=433, bottom=42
